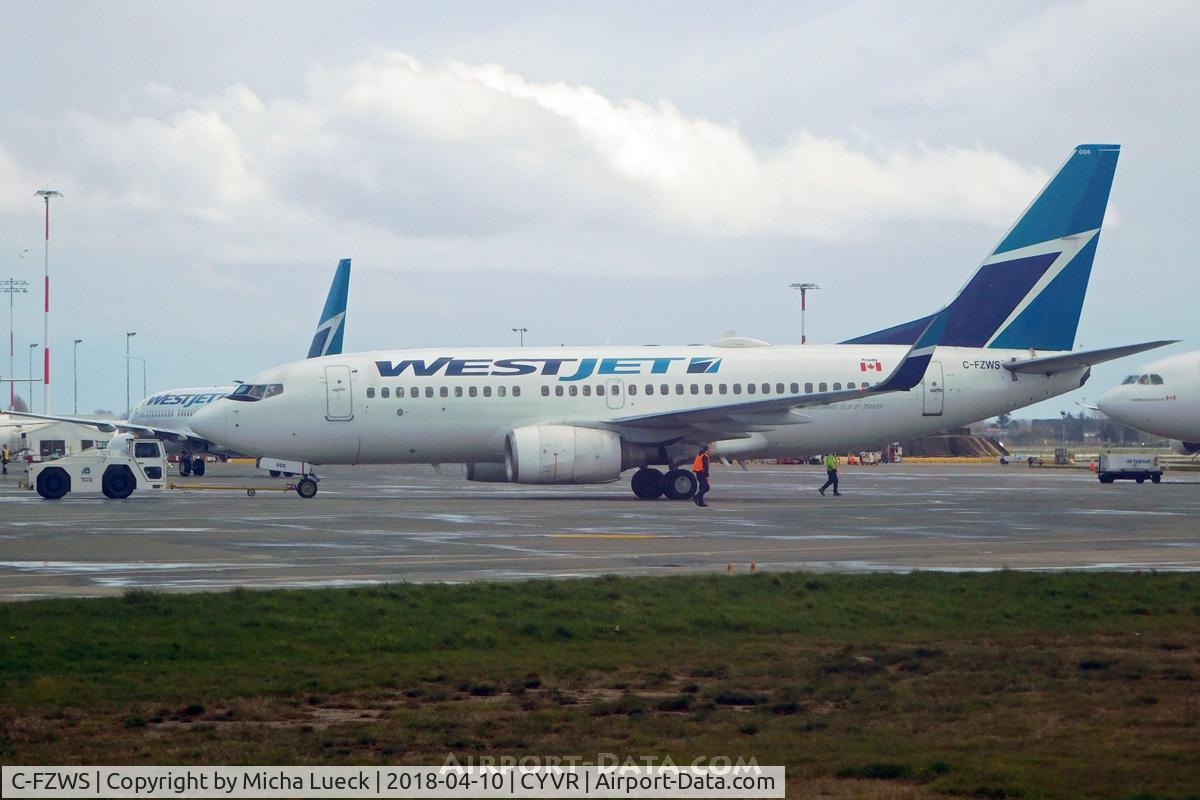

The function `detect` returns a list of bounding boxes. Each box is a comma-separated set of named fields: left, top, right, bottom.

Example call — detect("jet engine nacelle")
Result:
left=1171, top=440, right=1200, bottom=455
left=465, top=462, right=510, bottom=482
left=505, top=425, right=622, bottom=484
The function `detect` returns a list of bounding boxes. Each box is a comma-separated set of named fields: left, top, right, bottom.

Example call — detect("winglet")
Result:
left=872, top=308, right=949, bottom=392
left=307, top=258, right=351, bottom=359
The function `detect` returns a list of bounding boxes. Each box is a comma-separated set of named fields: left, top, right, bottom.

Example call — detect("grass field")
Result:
left=2, top=572, right=1199, bottom=798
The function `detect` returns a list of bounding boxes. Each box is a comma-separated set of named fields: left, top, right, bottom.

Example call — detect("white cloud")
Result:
left=7, top=49, right=1052, bottom=266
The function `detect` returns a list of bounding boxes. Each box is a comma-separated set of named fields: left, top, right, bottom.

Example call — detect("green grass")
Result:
left=2, top=572, right=1199, bottom=798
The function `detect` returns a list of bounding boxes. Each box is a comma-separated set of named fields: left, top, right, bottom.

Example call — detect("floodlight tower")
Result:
left=35, top=189, right=62, bottom=413
left=511, top=327, right=528, bottom=347
left=125, top=331, right=136, bottom=418
left=73, top=338, right=83, bottom=414
left=1, top=271, right=29, bottom=410
left=789, top=282, right=820, bottom=344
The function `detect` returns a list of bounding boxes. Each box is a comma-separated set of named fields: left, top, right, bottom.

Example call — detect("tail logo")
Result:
left=308, top=311, right=346, bottom=358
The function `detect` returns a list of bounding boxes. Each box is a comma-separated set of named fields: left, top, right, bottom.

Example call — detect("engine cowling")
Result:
left=505, top=425, right=622, bottom=484
left=465, top=462, right=510, bottom=482
left=1171, top=440, right=1200, bottom=455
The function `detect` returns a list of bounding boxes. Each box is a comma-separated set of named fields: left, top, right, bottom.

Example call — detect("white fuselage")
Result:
left=192, top=344, right=1086, bottom=466
left=1098, top=352, right=1200, bottom=443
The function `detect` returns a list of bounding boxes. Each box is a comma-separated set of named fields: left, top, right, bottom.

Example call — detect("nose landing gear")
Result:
left=296, top=477, right=319, bottom=499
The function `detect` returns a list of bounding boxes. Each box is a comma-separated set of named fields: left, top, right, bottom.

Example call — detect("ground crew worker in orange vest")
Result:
left=819, top=452, right=841, bottom=496
left=692, top=444, right=711, bottom=507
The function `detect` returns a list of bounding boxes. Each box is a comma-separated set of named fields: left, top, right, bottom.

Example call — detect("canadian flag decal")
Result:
left=860, top=359, right=882, bottom=372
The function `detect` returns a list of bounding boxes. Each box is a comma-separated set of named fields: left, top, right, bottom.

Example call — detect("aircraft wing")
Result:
left=3, top=411, right=196, bottom=443
left=597, top=309, right=949, bottom=442
left=1002, top=340, right=1177, bottom=376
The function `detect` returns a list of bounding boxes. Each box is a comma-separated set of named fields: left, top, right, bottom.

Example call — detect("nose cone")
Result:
left=191, top=400, right=229, bottom=445
left=1096, top=386, right=1121, bottom=419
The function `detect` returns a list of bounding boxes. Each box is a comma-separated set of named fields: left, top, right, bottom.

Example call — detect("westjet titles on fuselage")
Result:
left=375, top=356, right=723, bottom=381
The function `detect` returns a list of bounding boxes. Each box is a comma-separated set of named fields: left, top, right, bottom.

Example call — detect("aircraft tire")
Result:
left=178, top=458, right=191, bottom=477
left=102, top=465, right=136, bottom=499
left=192, top=458, right=206, bottom=477
left=662, top=468, right=697, bottom=500
left=36, top=467, right=70, bottom=500
left=296, top=478, right=318, bottom=499
left=631, top=467, right=665, bottom=499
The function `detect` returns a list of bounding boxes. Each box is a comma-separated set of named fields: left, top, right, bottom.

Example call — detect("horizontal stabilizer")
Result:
left=1003, top=340, right=1177, bottom=376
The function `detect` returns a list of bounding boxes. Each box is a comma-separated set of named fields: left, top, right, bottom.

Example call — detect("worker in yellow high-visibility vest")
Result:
left=819, top=453, right=841, bottom=496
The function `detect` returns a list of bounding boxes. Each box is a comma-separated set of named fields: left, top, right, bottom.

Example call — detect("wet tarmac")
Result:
left=1, top=461, right=1198, bottom=598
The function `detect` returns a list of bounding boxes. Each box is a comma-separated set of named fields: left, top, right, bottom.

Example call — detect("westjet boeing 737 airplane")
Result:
left=15, top=259, right=351, bottom=474
left=192, top=145, right=1172, bottom=500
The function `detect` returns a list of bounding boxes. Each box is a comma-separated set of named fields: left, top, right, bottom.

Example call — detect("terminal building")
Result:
left=1, top=415, right=114, bottom=461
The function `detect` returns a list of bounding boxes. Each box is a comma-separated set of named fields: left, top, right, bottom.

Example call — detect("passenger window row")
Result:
left=367, top=386, right=523, bottom=399
left=367, top=380, right=872, bottom=400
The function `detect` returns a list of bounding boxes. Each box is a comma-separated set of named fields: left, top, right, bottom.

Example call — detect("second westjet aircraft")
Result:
left=193, top=145, right=1172, bottom=500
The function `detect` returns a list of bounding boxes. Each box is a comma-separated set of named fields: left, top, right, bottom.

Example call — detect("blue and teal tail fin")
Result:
left=307, top=258, right=351, bottom=359
left=844, top=145, right=1120, bottom=351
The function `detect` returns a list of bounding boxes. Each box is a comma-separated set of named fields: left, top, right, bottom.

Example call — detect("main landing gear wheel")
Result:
left=178, top=458, right=191, bottom=477
left=191, top=458, right=206, bottom=477
left=296, top=477, right=318, bottom=499
left=631, top=467, right=665, bottom=499
left=662, top=468, right=697, bottom=501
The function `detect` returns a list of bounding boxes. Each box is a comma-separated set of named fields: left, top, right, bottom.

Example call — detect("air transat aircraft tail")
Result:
left=190, top=145, right=1174, bottom=500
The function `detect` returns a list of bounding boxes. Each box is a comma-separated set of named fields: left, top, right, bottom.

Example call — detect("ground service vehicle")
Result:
left=1097, top=453, right=1162, bottom=484
left=30, top=436, right=167, bottom=499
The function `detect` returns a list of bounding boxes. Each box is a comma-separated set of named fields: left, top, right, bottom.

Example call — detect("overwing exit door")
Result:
left=605, top=379, right=625, bottom=410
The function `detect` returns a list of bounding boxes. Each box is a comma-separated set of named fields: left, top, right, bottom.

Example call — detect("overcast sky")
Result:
left=0, top=0, right=1196, bottom=418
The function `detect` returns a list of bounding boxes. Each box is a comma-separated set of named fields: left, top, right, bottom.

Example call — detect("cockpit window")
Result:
left=1137, top=374, right=1150, bottom=385
left=228, top=383, right=285, bottom=402
left=1149, top=374, right=1164, bottom=385
left=1121, top=375, right=1138, bottom=385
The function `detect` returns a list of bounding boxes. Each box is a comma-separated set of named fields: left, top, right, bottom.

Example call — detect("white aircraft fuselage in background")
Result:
left=126, top=386, right=236, bottom=443
left=1098, top=351, right=1200, bottom=453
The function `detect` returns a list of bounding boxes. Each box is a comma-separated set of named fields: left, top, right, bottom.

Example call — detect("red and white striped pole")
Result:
left=789, top=282, right=820, bottom=345
left=801, top=289, right=807, bottom=344
left=35, top=190, right=62, bottom=414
